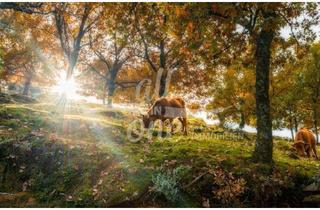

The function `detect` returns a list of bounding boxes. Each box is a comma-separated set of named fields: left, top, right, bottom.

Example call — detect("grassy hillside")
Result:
left=0, top=98, right=320, bottom=207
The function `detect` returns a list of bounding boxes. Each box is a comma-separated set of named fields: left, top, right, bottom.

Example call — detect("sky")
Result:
left=280, top=8, right=320, bottom=41
left=280, top=25, right=320, bottom=40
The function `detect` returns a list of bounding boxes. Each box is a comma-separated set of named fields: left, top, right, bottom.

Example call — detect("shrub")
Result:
left=152, top=166, right=191, bottom=203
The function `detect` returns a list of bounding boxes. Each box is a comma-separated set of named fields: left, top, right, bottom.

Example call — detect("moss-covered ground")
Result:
left=0, top=96, right=320, bottom=207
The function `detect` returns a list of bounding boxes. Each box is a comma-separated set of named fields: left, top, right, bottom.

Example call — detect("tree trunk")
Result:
left=107, top=72, right=117, bottom=107
left=312, top=101, right=319, bottom=143
left=66, top=56, right=77, bottom=80
left=107, top=96, right=113, bottom=106
left=159, top=74, right=166, bottom=97
left=294, top=116, right=298, bottom=132
left=289, top=109, right=295, bottom=141
left=239, top=111, right=245, bottom=130
left=217, top=113, right=225, bottom=128
left=102, top=80, right=108, bottom=105
left=158, top=39, right=167, bottom=97
left=23, top=72, right=33, bottom=96
left=107, top=83, right=115, bottom=107
left=252, top=28, right=274, bottom=163
left=290, top=127, right=294, bottom=142
left=239, top=99, right=245, bottom=130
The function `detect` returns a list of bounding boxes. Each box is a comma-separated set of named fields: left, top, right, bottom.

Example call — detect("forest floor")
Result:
left=1, top=93, right=320, bottom=207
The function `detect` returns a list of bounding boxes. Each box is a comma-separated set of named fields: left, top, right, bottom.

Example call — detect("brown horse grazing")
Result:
left=141, top=97, right=187, bottom=135
left=293, top=128, right=318, bottom=160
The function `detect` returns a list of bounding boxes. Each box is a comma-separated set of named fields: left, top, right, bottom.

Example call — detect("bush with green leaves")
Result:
left=151, top=165, right=191, bottom=203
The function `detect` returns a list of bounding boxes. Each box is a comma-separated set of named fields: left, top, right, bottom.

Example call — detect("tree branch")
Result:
left=85, top=63, right=106, bottom=79
left=0, top=3, right=43, bottom=14
left=277, top=11, right=300, bottom=46
left=116, top=81, right=140, bottom=88
left=136, top=24, right=158, bottom=72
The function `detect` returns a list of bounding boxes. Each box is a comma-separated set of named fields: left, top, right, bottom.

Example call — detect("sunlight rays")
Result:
left=51, top=72, right=82, bottom=101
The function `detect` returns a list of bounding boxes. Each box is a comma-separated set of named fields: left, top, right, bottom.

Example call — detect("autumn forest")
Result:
left=1, top=2, right=320, bottom=208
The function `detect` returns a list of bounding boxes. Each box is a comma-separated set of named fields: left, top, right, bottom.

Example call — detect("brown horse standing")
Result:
left=293, top=128, right=318, bottom=160
left=141, top=97, right=187, bottom=135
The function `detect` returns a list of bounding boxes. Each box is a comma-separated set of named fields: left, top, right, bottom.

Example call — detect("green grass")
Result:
left=1, top=100, right=320, bottom=207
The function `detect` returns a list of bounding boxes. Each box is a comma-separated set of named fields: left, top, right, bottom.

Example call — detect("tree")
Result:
left=175, top=3, right=318, bottom=163
left=1, top=37, right=56, bottom=96
left=53, top=3, right=100, bottom=80
left=0, top=2, right=43, bottom=88
left=3, top=48, right=34, bottom=95
left=0, top=6, right=60, bottom=95
left=300, top=43, right=320, bottom=143
left=83, top=3, right=136, bottom=106
left=268, top=40, right=306, bottom=140
left=133, top=3, right=186, bottom=98
left=206, top=60, right=255, bottom=129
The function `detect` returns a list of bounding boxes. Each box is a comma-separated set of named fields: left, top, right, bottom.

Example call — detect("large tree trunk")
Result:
left=67, top=55, right=77, bottom=80
left=252, top=28, right=274, bottom=163
left=312, top=99, right=319, bottom=143
left=23, top=72, right=33, bottom=96
left=159, top=74, right=166, bottom=97
left=158, top=39, right=167, bottom=97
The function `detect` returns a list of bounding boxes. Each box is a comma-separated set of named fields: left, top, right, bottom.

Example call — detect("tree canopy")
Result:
left=1, top=2, right=320, bottom=164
